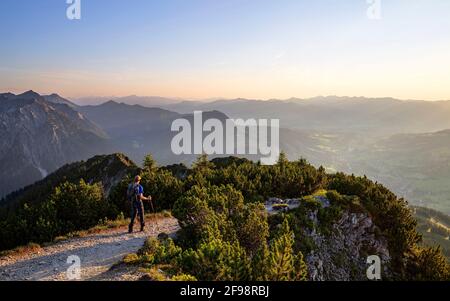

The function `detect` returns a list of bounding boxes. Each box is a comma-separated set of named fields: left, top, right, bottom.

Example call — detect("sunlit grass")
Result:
left=0, top=242, right=42, bottom=258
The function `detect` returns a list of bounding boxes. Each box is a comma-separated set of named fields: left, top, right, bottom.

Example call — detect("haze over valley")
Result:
left=1, top=91, right=449, bottom=216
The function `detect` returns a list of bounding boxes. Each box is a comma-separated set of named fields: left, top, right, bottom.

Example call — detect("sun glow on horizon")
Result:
left=1, top=0, right=449, bottom=101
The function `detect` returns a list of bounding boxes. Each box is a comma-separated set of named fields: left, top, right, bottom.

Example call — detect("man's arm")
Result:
left=139, top=194, right=152, bottom=202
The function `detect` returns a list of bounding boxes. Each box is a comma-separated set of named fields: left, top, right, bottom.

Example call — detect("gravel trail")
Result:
left=0, top=217, right=179, bottom=281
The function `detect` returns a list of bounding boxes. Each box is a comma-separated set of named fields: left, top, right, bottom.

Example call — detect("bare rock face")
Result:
left=0, top=91, right=110, bottom=197
left=304, top=210, right=391, bottom=281
left=266, top=195, right=392, bottom=281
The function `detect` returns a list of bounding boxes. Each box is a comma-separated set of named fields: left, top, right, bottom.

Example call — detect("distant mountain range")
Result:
left=0, top=91, right=110, bottom=197
left=73, top=94, right=450, bottom=135
left=76, top=96, right=450, bottom=135
left=159, top=95, right=450, bottom=214
left=0, top=92, right=229, bottom=197
left=72, top=95, right=182, bottom=107
left=2, top=91, right=450, bottom=215
left=78, top=100, right=233, bottom=164
left=163, top=96, right=450, bottom=135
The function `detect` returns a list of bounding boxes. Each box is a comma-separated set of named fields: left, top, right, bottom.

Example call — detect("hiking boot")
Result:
left=140, top=225, right=145, bottom=232
left=128, top=225, right=133, bottom=234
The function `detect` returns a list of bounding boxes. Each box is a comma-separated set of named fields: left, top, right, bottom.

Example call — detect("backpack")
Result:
left=127, top=183, right=141, bottom=202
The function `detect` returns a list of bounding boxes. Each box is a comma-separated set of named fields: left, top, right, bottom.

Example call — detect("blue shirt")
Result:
left=135, top=184, right=143, bottom=196
left=128, top=183, right=144, bottom=200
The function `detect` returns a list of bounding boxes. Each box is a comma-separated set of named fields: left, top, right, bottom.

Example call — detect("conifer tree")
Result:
left=143, top=154, right=157, bottom=172
left=219, top=241, right=252, bottom=281
left=267, top=218, right=295, bottom=280
left=251, top=242, right=271, bottom=281
left=193, top=154, right=214, bottom=171
left=266, top=218, right=308, bottom=281
left=292, top=251, right=308, bottom=281
left=277, top=151, right=289, bottom=167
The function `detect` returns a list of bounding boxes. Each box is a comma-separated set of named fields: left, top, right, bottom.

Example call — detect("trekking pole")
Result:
left=148, top=198, right=160, bottom=232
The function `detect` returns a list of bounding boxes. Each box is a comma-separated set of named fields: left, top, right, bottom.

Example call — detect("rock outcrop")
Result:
left=267, top=196, right=392, bottom=281
left=304, top=210, right=391, bottom=281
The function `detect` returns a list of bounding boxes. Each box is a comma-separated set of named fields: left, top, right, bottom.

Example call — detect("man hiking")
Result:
left=127, top=175, right=152, bottom=233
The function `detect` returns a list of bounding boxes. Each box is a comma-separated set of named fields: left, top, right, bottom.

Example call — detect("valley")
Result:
left=2, top=92, right=450, bottom=216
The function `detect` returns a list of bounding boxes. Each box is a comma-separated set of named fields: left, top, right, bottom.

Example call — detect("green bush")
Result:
left=139, top=237, right=182, bottom=265
left=317, top=205, right=343, bottom=236
left=0, top=180, right=112, bottom=250
left=123, top=253, right=140, bottom=265
left=405, top=246, right=450, bottom=281
left=178, top=239, right=251, bottom=281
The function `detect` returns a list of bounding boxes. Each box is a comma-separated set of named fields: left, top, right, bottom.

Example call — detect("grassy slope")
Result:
left=414, top=206, right=450, bottom=261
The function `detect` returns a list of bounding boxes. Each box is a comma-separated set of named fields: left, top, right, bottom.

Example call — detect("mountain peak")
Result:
left=102, top=100, right=120, bottom=106
left=43, top=93, right=77, bottom=108
left=17, top=90, right=41, bottom=99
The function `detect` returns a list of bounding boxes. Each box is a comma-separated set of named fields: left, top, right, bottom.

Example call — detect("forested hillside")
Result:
left=1, top=153, right=448, bottom=280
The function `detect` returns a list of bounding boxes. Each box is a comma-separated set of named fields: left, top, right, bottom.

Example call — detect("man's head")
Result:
left=134, top=175, right=141, bottom=183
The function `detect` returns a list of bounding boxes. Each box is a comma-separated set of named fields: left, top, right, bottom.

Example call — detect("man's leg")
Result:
left=138, top=201, right=145, bottom=231
left=129, top=201, right=137, bottom=233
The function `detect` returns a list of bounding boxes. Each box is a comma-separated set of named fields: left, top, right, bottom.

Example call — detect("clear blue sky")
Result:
left=1, top=0, right=449, bottom=100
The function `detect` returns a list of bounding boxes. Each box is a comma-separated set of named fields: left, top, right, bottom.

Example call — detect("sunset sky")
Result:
left=1, top=0, right=449, bottom=101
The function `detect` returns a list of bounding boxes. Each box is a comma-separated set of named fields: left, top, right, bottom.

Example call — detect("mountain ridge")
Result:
left=1, top=153, right=138, bottom=210
left=3, top=90, right=450, bottom=216
left=0, top=92, right=111, bottom=197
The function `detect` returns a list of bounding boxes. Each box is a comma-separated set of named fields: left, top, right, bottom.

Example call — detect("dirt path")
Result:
left=0, top=217, right=179, bottom=281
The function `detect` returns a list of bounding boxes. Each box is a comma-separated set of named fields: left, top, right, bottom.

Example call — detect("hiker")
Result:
left=127, top=175, right=152, bottom=233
